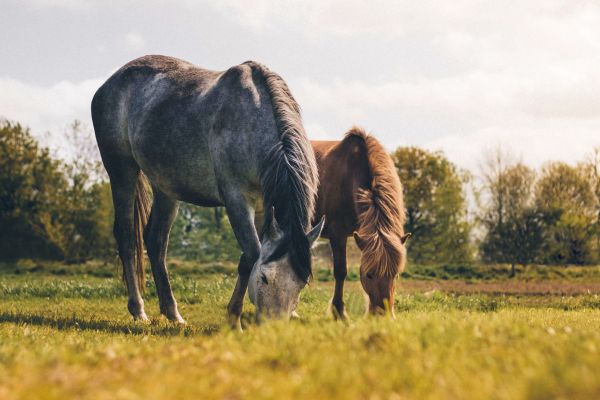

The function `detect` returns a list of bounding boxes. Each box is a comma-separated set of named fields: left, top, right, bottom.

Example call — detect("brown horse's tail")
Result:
left=132, top=173, right=152, bottom=292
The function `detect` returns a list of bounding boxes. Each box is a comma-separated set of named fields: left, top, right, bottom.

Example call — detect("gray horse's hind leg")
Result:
left=110, top=166, right=148, bottom=321
left=221, top=191, right=260, bottom=330
left=144, top=189, right=184, bottom=324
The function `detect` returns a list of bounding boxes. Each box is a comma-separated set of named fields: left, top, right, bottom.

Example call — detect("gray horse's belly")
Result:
left=131, top=129, right=223, bottom=207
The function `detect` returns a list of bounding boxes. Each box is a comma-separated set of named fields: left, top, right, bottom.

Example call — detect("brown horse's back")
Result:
left=312, top=136, right=372, bottom=239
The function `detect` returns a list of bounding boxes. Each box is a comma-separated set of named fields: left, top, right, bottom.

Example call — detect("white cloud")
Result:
left=293, top=61, right=600, bottom=170
left=272, top=0, right=600, bottom=170
left=205, top=0, right=600, bottom=41
left=124, top=32, right=146, bottom=51
left=4, top=0, right=600, bottom=171
left=303, top=122, right=332, bottom=140
left=425, top=125, right=600, bottom=173
left=205, top=0, right=441, bottom=37
left=0, top=76, right=103, bottom=151
left=27, top=0, right=99, bottom=10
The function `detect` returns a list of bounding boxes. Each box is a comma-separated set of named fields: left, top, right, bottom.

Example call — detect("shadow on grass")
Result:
left=0, top=310, right=220, bottom=337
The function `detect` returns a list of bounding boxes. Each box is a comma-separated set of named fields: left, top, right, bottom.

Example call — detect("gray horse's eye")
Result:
left=261, top=273, right=268, bottom=285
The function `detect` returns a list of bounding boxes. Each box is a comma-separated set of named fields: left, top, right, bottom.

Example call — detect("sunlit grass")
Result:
left=1, top=265, right=600, bottom=399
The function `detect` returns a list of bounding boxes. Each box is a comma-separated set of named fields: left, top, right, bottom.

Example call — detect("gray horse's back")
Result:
left=92, top=55, right=276, bottom=206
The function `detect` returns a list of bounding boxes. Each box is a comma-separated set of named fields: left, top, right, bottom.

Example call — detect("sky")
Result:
left=1, top=0, right=599, bottom=171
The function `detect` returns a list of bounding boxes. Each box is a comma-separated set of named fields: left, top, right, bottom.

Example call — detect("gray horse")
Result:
left=91, top=55, right=324, bottom=328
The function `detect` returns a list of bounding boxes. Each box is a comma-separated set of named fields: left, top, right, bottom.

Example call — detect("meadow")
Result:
left=1, top=258, right=600, bottom=400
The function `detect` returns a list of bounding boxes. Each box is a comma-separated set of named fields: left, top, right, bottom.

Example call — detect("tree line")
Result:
left=395, top=146, right=599, bottom=271
left=1, top=120, right=598, bottom=269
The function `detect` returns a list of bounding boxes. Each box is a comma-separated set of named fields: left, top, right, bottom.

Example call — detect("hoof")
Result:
left=228, top=314, right=243, bottom=332
left=133, top=312, right=149, bottom=323
left=290, top=310, right=301, bottom=320
left=333, top=310, right=348, bottom=321
left=162, top=308, right=186, bottom=324
left=164, top=313, right=186, bottom=324
left=160, top=300, right=185, bottom=324
left=328, top=300, right=348, bottom=321
left=128, top=298, right=148, bottom=321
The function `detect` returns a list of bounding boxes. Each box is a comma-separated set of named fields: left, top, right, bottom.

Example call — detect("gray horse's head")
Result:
left=248, top=212, right=325, bottom=320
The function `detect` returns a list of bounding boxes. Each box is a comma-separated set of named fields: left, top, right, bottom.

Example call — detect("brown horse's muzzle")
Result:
left=360, top=272, right=395, bottom=315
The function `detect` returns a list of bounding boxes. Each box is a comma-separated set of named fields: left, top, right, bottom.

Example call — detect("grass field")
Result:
left=1, top=260, right=600, bottom=399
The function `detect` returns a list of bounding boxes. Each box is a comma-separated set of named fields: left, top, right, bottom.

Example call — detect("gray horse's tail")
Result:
left=132, top=173, right=151, bottom=292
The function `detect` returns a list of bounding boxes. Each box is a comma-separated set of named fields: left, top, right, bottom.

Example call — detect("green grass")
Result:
left=401, top=263, right=600, bottom=281
left=1, top=262, right=600, bottom=399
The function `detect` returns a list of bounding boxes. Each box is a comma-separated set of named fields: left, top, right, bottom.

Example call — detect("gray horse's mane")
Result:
left=244, top=61, right=318, bottom=282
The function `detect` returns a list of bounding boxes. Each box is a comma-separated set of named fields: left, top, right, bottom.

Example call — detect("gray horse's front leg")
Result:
left=144, top=189, right=185, bottom=324
left=227, top=253, right=253, bottom=329
left=221, top=192, right=260, bottom=330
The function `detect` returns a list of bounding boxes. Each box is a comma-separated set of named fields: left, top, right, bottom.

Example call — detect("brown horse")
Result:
left=312, top=127, right=410, bottom=318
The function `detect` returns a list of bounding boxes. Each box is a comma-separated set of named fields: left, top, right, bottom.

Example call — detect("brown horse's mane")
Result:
left=346, top=127, right=407, bottom=278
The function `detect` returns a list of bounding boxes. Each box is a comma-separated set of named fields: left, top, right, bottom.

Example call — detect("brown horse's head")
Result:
left=354, top=229, right=411, bottom=315
left=349, top=127, right=409, bottom=315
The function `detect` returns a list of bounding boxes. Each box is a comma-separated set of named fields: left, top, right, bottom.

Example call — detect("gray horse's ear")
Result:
left=353, top=231, right=366, bottom=250
left=306, top=216, right=325, bottom=247
left=400, top=232, right=412, bottom=244
left=267, top=207, right=283, bottom=240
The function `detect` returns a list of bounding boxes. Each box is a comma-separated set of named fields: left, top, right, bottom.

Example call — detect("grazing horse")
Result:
left=312, top=127, right=410, bottom=317
left=91, top=55, right=324, bottom=328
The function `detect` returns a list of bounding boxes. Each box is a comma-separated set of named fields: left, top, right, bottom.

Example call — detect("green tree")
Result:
left=535, top=162, right=597, bottom=265
left=0, top=120, right=115, bottom=262
left=479, top=154, right=542, bottom=276
left=57, top=121, right=114, bottom=261
left=0, top=121, right=66, bottom=259
left=581, top=147, right=600, bottom=260
left=392, top=147, right=472, bottom=264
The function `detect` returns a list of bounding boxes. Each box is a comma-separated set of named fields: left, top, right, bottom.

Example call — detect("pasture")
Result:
left=1, top=259, right=600, bottom=399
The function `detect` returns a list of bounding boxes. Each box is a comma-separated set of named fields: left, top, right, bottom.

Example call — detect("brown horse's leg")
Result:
left=144, top=189, right=184, bottom=323
left=330, top=236, right=348, bottom=320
